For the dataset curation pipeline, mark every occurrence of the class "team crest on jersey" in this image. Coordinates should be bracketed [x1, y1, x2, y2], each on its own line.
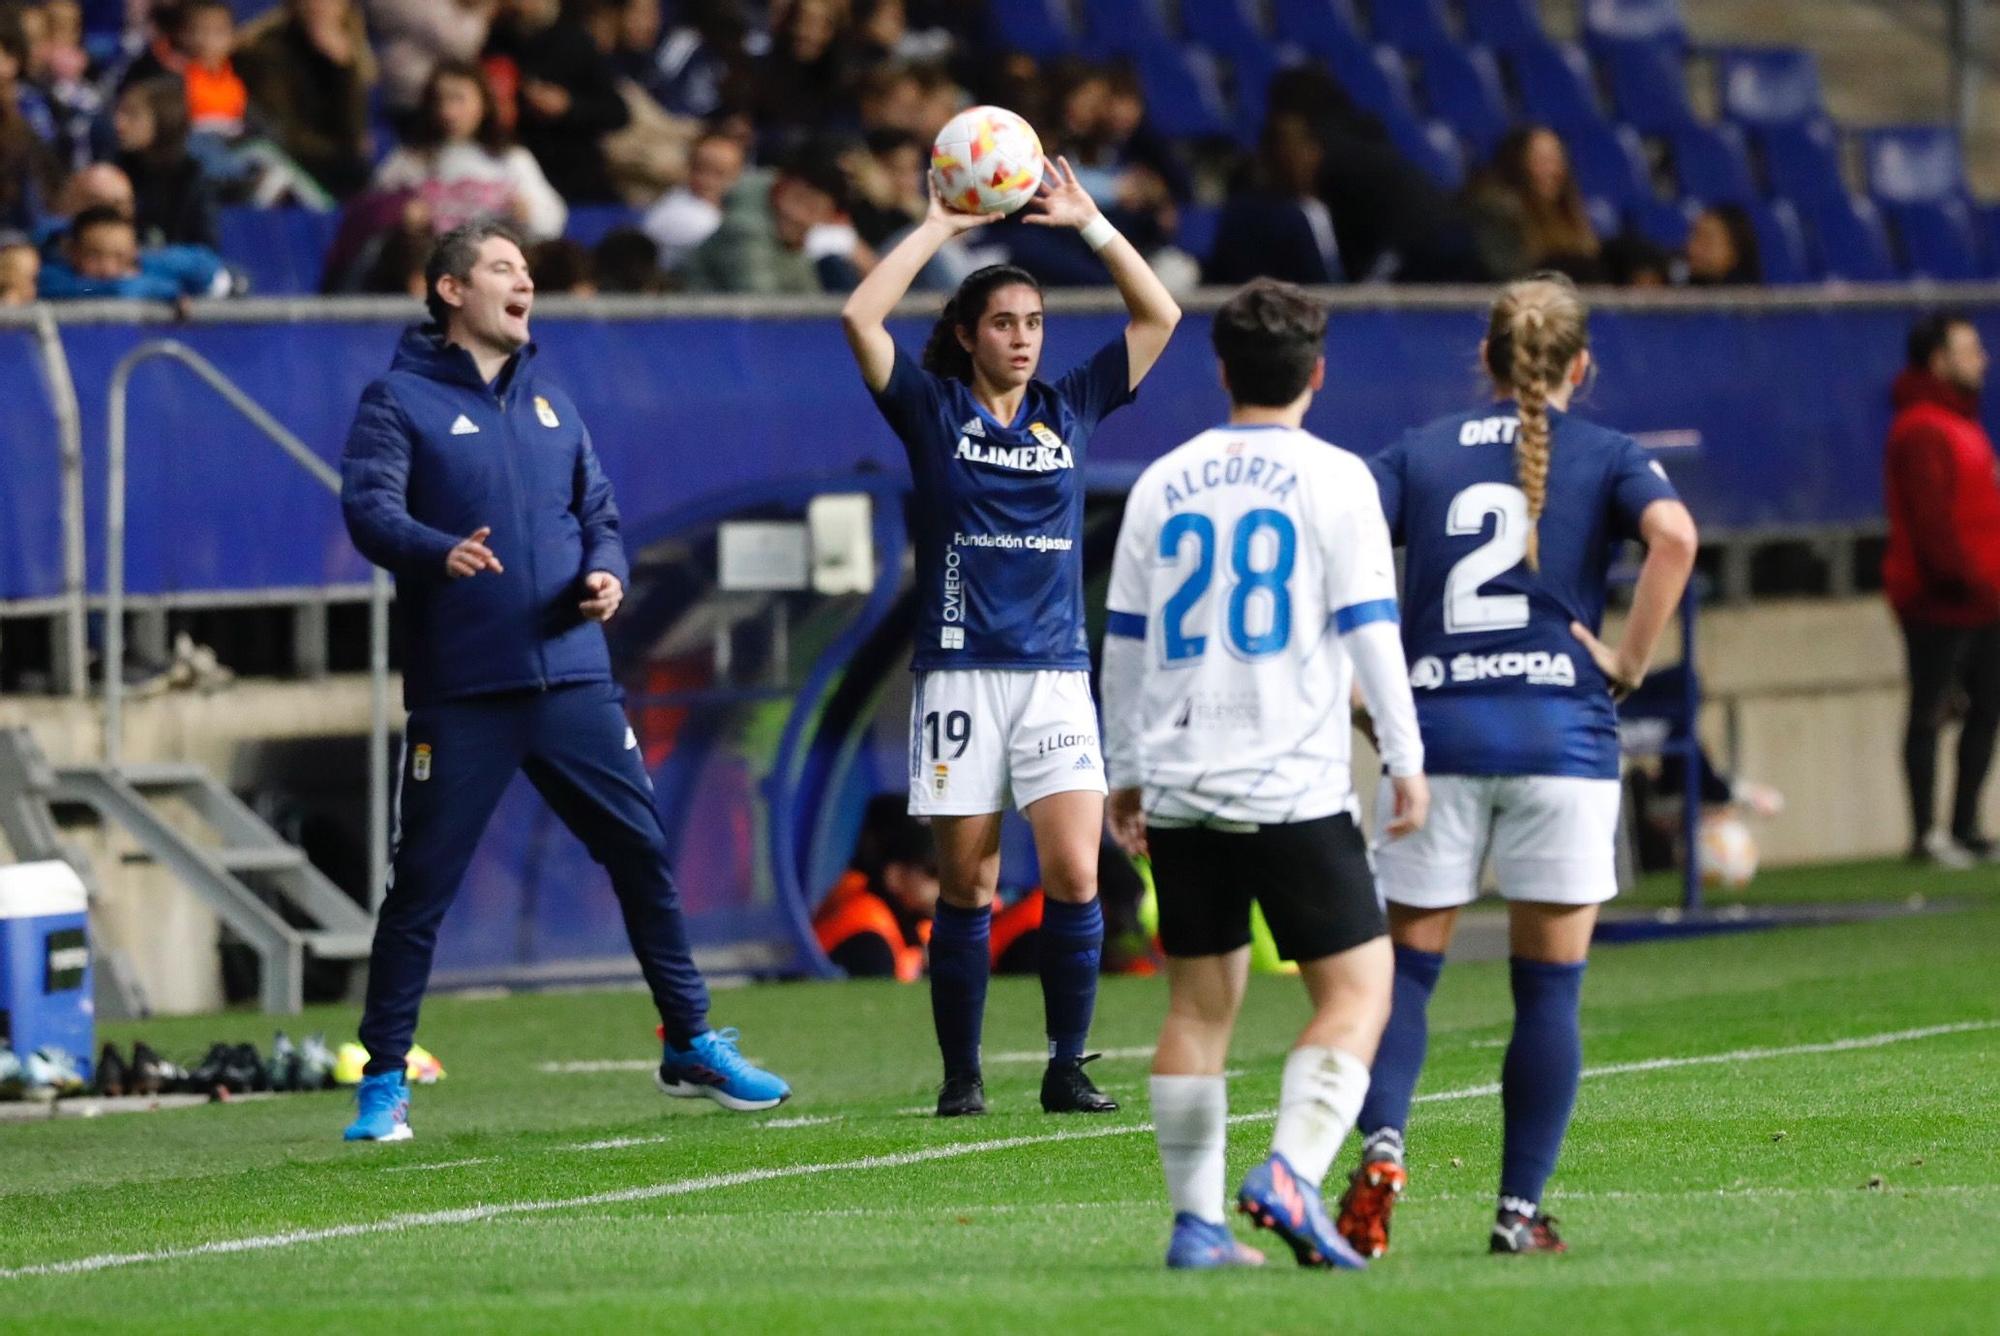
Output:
[933, 762, 949, 795]
[412, 744, 432, 781]
[1411, 656, 1446, 690]
[534, 395, 560, 428]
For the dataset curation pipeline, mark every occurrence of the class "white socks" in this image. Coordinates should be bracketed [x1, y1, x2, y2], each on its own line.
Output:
[1270, 1045, 1371, 1188]
[1150, 1074, 1227, 1224]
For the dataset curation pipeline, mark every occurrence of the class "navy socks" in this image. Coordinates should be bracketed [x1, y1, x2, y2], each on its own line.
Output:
[1038, 897, 1103, 1062]
[929, 901, 992, 1078]
[1499, 956, 1588, 1207]
[1356, 944, 1446, 1139]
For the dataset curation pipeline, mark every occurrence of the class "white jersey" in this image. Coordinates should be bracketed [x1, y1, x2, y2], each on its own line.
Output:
[1101, 423, 1422, 826]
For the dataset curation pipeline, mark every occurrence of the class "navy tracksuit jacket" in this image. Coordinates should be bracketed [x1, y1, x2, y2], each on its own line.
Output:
[341, 326, 708, 1072]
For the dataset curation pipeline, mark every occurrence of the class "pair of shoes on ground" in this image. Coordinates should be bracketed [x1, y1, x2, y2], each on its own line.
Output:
[1914, 829, 2000, 869]
[0, 1045, 87, 1102]
[344, 1027, 791, 1141]
[935, 1054, 1120, 1117]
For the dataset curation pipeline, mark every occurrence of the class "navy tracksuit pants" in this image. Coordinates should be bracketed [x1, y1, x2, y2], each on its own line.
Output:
[358, 682, 710, 1076]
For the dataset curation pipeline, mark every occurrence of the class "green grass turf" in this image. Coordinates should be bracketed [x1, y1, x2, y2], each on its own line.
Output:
[1, 898, 1996, 1332]
[1627, 855, 2000, 910]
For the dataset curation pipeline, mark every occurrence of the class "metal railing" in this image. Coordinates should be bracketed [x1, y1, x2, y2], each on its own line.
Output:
[102, 340, 392, 906]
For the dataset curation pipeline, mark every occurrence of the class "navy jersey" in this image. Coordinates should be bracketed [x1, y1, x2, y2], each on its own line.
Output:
[871, 339, 1134, 671]
[1370, 403, 1679, 779]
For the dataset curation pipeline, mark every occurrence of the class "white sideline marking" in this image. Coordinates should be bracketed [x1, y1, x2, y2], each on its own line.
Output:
[536, 1060, 655, 1074]
[987, 1045, 1155, 1064]
[382, 1158, 492, 1174]
[761, 1115, 840, 1129]
[4, 1018, 1992, 1282]
[569, 1136, 670, 1152]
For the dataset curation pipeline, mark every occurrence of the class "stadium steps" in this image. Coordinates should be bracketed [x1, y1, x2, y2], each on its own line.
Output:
[0, 729, 371, 1014]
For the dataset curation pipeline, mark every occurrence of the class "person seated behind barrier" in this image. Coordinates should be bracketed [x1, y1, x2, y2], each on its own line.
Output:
[815, 795, 940, 980]
[113, 76, 220, 248]
[681, 148, 871, 295]
[1683, 204, 1761, 287]
[1206, 110, 1344, 286]
[640, 127, 744, 270]
[236, 0, 379, 201]
[371, 59, 569, 242]
[37, 204, 237, 301]
[0, 229, 38, 304]
[1467, 125, 1604, 283]
[481, 0, 631, 205]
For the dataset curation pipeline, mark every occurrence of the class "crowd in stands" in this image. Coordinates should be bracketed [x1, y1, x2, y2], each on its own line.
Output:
[0, 0, 1983, 305]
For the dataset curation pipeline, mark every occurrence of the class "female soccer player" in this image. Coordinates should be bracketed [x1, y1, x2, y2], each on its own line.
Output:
[840, 159, 1181, 1116]
[1337, 273, 1698, 1254]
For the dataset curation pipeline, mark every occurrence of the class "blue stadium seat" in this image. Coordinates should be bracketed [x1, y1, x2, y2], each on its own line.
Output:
[1272, 0, 1370, 66]
[989, 0, 1077, 59]
[1176, 202, 1222, 262]
[564, 206, 640, 248]
[1509, 41, 1609, 137]
[1418, 43, 1512, 159]
[1581, 0, 1685, 50]
[1405, 119, 1468, 190]
[1980, 203, 2000, 278]
[1181, 0, 1268, 61]
[1564, 119, 1651, 210]
[1597, 38, 1695, 135]
[1080, 0, 1172, 58]
[1806, 193, 1898, 282]
[1136, 44, 1234, 140]
[1715, 47, 1824, 127]
[1317, 39, 1422, 129]
[1860, 126, 1965, 204]
[1755, 119, 1847, 208]
[1735, 197, 1812, 283]
[1669, 123, 1757, 205]
[1461, 0, 1548, 53]
[1364, 0, 1454, 53]
[1883, 198, 1981, 280]
[1627, 196, 1694, 250]
[1227, 41, 1281, 143]
[216, 206, 339, 295]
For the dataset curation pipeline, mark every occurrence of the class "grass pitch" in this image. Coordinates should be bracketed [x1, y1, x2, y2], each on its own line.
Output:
[1, 877, 1996, 1333]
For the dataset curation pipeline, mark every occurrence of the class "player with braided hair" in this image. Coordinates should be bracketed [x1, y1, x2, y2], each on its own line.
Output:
[1334, 273, 1698, 1256]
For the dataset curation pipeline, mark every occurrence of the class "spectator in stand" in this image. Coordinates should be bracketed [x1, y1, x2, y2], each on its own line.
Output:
[1206, 109, 1341, 286]
[0, 6, 51, 230]
[38, 202, 236, 300]
[365, 0, 496, 119]
[754, 0, 856, 152]
[640, 126, 743, 270]
[622, 0, 752, 123]
[592, 225, 667, 292]
[1883, 312, 2000, 868]
[372, 59, 567, 241]
[237, 0, 377, 200]
[113, 75, 218, 247]
[1468, 125, 1603, 282]
[48, 160, 138, 233]
[173, 0, 246, 141]
[1683, 203, 1761, 286]
[21, 0, 99, 175]
[526, 234, 594, 293]
[483, 0, 630, 205]
[682, 147, 870, 295]
[0, 228, 38, 302]
[855, 60, 925, 138]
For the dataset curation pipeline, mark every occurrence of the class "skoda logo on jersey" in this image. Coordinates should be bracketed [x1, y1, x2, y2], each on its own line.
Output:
[1411, 656, 1446, 690]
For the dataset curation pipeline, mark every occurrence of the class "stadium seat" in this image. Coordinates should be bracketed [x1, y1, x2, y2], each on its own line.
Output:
[563, 205, 640, 249]
[1418, 43, 1513, 159]
[1806, 193, 1899, 282]
[1743, 197, 1814, 283]
[1564, 118, 1651, 210]
[1227, 41, 1281, 143]
[1979, 202, 2000, 278]
[1460, 0, 1548, 53]
[1756, 119, 1848, 208]
[1175, 202, 1222, 263]
[1364, 0, 1455, 53]
[1410, 119, 1469, 190]
[1180, 0, 1268, 62]
[989, 0, 1077, 60]
[1715, 47, 1824, 127]
[1135, 44, 1234, 140]
[1670, 123, 1757, 206]
[1860, 126, 1965, 204]
[1316, 39, 1423, 130]
[1627, 195, 1694, 250]
[1272, 0, 1371, 68]
[216, 206, 339, 295]
[1508, 40, 1610, 137]
[1882, 197, 1982, 280]
[1581, 0, 1686, 50]
[1597, 38, 1696, 136]
[1080, 0, 1172, 58]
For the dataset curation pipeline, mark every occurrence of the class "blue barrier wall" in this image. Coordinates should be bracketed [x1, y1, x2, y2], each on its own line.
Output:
[6, 299, 1998, 601]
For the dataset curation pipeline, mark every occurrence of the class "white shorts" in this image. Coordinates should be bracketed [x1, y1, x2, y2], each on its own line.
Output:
[907, 669, 1107, 816]
[1371, 774, 1622, 909]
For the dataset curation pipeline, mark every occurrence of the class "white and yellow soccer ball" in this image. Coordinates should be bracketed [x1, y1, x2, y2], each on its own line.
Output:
[932, 105, 1045, 216]
[1698, 812, 1760, 889]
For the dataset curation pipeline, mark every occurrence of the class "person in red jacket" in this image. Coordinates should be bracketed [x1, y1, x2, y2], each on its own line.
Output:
[1883, 311, 2000, 866]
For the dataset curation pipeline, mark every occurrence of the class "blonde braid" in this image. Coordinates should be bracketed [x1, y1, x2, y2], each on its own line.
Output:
[1511, 304, 1554, 571]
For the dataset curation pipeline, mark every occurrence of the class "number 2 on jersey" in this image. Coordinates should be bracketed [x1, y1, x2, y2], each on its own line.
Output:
[1158, 509, 1296, 663]
[1444, 483, 1531, 634]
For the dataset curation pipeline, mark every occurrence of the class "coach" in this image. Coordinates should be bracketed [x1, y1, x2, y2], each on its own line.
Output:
[336, 220, 790, 1142]
[1884, 311, 2000, 868]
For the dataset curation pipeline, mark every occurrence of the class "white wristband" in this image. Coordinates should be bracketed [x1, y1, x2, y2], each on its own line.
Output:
[1080, 214, 1118, 252]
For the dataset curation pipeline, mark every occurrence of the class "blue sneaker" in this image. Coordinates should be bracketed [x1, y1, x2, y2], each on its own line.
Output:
[1236, 1152, 1367, 1270]
[342, 1070, 413, 1142]
[1165, 1212, 1265, 1270]
[656, 1028, 790, 1111]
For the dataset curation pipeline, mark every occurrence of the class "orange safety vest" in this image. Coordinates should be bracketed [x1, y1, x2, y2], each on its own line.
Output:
[814, 871, 927, 983]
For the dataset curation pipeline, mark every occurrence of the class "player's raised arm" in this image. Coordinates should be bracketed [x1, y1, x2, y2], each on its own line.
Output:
[840, 186, 999, 394]
[1571, 498, 1699, 699]
[1023, 156, 1181, 388]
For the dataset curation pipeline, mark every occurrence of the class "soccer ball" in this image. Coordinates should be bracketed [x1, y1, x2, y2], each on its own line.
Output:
[1698, 812, 1760, 889]
[932, 105, 1044, 216]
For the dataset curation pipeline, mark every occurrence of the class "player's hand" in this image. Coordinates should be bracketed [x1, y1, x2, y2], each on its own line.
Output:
[1023, 156, 1100, 229]
[579, 571, 622, 622]
[1107, 786, 1147, 857]
[1383, 773, 1430, 840]
[923, 176, 1004, 234]
[1570, 620, 1643, 701]
[445, 526, 503, 578]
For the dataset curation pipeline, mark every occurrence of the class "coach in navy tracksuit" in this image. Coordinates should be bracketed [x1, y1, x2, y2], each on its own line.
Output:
[336, 220, 790, 1142]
